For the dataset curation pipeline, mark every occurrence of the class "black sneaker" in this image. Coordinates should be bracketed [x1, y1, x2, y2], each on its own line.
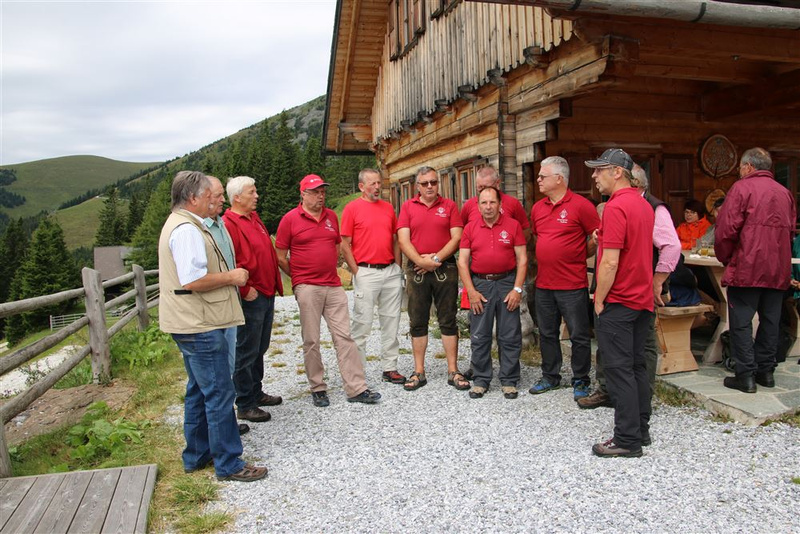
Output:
[347, 389, 381, 404]
[312, 391, 330, 407]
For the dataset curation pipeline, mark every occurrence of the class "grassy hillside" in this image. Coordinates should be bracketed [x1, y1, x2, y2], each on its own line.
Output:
[53, 196, 128, 250]
[0, 156, 159, 218]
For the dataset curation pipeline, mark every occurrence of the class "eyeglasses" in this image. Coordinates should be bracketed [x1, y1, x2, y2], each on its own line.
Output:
[418, 180, 439, 187]
[537, 174, 558, 180]
[304, 188, 326, 195]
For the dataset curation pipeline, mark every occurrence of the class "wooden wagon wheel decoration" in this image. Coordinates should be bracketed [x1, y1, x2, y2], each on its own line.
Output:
[700, 134, 738, 179]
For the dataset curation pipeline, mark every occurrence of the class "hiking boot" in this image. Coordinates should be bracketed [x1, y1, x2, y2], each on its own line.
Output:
[217, 463, 268, 482]
[577, 389, 612, 409]
[469, 385, 487, 399]
[501, 386, 518, 399]
[592, 438, 643, 458]
[311, 391, 330, 407]
[258, 393, 283, 406]
[528, 377, 560, 395]
[348, 389, 382, 404]
[237, 407, 271, 422]
[382, 370, 406, 384]
[641, 430, 652, 447]
[572, 379, 591, 401]
[238, 424, 250, 435]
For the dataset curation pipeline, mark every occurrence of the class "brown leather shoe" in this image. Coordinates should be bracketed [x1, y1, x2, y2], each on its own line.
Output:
[592, 438, 643, 458]
[577, 389, 613, 409]
[258, 393, 283, 406]
[238, 407, 271, 422]
[217, 463, 268, 482]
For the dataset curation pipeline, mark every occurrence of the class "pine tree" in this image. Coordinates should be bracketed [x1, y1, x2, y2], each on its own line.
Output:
[129, 176, 172, 269]
[261, 112, 301, 233]
[126, 191, 146, 240]
[5, 217, 79, 344]
[302, 136, 325, 177]
[0, 218, 28, 304]
[95, 187, 126, 246]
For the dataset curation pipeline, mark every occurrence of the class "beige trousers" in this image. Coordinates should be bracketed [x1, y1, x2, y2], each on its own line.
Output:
[294, 284, 367, 398]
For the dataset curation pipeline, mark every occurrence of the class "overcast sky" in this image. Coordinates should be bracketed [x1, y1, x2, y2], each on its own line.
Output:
[0, 0, 336, 165]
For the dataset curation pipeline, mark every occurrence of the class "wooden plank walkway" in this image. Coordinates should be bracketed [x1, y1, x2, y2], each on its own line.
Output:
[0, 464, 157, 534]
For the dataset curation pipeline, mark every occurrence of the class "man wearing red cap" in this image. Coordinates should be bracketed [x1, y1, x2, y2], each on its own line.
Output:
[275, 175, 381, 407]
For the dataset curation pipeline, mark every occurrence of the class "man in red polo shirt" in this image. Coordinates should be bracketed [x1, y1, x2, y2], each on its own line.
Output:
[458, 187, 527, 399]
[460, 166, 530, 236]
[529, 156, 599, 401]
[397, 166, 466, 391]
[340, 168, 405, 385]
[275, 174, 381, 407]
[586, 148, 654, 458]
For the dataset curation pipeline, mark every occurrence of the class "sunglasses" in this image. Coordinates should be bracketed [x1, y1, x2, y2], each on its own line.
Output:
[418, 180, 439, 187]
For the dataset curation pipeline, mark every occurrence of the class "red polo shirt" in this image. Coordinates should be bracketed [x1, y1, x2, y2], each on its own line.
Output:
[397, 195, 462, 254]
[461, 191, 530, 230]
[460, 213, 525, 275]
[531, 189, 600, 290]
[597, 187, 654, 311]
[340, 197, 396, 264]
[222, 209, 284, 297]
[275, 205, 342, 287]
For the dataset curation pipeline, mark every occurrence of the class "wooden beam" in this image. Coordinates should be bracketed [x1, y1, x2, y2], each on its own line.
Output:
[338, 122, 372, 142]
[636, 52, 770, 84]
[336, 0, 362, 153]
[702, 67, 800, 120]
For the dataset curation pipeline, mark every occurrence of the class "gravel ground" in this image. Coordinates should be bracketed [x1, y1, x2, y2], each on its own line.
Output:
[209, 293, 800, 533]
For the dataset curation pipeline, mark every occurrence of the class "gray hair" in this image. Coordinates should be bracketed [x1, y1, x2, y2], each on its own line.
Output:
[476, 166, 500, 183]
[226, 176, 256, 204]
[358, 168, 381, 184]
[171, 171, 210, 210]
[415, 166, 437, 182]
[741, 147, 772, 171]
[631, 164, 649, 191]
[540, 156, 570, 185]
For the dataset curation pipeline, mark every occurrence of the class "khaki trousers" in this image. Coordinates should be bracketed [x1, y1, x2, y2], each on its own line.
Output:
[351, 264, 403, 372]
[294, 284, 367, 398]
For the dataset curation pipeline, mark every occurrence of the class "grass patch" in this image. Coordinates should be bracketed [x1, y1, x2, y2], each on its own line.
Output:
[272, 329, 285, 336]
[270, 348, 284, 356]
[365, 355, 379, 362]
[434, 352, 446, 359]
[762, 409, 800, 428]
[8, 313, 235, 532]
[519, 345, 542, 367]
[320, 341, 332, 348]
[792, 477, 800, 485]
[653, 381, 695, 407]
[430, 327, 442, 340]
[399, 348, 411, 355]
[271, 362, 287, 368]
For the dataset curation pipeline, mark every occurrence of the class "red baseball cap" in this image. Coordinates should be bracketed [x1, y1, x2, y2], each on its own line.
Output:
[299, 174, 330, 192]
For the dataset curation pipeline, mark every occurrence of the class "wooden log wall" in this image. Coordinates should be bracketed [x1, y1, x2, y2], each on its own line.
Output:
[372, 3, 572, 143]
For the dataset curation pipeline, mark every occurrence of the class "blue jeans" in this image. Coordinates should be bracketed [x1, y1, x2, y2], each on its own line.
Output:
[535, 288, 592, 384]
[172, 329, 245, 477]
[234, 293, 275, 410]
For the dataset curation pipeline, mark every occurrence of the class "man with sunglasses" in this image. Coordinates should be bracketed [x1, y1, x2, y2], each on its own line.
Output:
[397, 166, 466, 391]
[585, 149, 654, 458]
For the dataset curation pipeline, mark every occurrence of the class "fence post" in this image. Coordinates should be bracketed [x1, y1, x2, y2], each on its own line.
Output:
[0, 423, 11, 477]
[132, 264, 149, 332]
[82, 267, 111, 384]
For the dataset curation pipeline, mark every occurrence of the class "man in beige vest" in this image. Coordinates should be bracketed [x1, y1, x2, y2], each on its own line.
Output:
[158, 170, 267, 482]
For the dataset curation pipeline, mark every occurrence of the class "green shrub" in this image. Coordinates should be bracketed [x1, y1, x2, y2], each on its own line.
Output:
[111, 323, 172, 369]
[66, 401, 146, 463]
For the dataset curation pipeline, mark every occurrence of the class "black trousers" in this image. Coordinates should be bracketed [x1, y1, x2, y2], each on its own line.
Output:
[595, 303, 652, 449]
[727, 286, 783, 377]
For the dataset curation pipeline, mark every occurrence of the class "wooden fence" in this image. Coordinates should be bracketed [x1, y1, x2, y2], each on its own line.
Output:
[0, 266, 159, 477]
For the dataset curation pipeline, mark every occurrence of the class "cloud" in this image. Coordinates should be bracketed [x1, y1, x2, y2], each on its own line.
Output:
[0, 0, 337, 165]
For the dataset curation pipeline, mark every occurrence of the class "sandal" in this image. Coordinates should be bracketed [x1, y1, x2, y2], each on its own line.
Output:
[404, 371, 427, 391]
[448, 371, 470, 390]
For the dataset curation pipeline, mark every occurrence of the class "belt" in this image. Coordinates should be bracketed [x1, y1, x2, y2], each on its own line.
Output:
[473, 270, 515, 281]
[357, 262, 393, 270]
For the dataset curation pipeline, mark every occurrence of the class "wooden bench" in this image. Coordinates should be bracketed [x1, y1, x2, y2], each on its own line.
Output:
[655, 304, 714, 375]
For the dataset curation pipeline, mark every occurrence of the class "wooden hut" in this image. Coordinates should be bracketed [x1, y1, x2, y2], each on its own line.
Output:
[323, 0, 800, 225]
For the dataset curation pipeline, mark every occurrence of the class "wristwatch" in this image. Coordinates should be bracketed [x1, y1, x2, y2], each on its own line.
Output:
[433, 255, 441, 264]
[513, 286, 523, 294]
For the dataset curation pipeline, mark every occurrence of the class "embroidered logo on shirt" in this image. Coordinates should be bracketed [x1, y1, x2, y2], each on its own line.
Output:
[436, 207, 447, 218]
[557, 209, 569, 224]
[498, 230, 511, 244]
[324, 219, 335, 232]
